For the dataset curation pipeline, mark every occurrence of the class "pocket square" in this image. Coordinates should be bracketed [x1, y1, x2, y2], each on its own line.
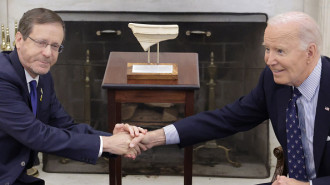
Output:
[327, 136, 330, 141]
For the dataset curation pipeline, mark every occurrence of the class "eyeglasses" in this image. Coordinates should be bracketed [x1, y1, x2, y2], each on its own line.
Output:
[28, 36, 64, 53]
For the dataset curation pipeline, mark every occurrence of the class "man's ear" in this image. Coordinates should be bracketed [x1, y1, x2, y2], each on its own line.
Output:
[15, 31, 23, 49]
[307, 43, 317, 58]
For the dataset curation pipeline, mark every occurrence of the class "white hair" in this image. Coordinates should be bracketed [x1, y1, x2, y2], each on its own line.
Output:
[268, 12, 322, 53]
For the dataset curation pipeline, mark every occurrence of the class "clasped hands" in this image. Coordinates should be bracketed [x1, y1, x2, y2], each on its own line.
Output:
[272, 175, 310, 185]
[102, 123, 161, 159]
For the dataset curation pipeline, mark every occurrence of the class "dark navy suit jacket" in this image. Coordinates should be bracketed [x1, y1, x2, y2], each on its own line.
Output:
[0, 49, 111, 185]
[174, 56, 330, 185]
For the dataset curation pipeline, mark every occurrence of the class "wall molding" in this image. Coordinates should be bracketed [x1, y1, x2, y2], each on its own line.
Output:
[318, 0, 330, 56]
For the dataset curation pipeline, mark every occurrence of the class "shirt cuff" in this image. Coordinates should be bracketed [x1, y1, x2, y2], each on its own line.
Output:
[163, 124, 180, 145]
[98, 136, 103, 157]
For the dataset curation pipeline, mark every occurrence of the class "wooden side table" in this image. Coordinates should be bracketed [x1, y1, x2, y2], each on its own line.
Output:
[102, 52, 200, 185]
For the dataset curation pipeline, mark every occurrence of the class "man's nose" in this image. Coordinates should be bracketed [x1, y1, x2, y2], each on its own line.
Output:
[265, 51, 277, 66]
[42, 45, 52, 57]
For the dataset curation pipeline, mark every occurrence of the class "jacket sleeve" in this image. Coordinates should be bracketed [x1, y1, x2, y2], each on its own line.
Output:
[0, 71, 103, 164]
[174, 67, 269, 147]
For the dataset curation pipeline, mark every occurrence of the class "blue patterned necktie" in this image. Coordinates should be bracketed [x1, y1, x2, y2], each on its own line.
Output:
[286, 88, 308, 181]
[29, 80, 37, 116]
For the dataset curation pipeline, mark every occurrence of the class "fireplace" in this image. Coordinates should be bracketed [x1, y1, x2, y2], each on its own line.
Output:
[43, 11, 270, 178]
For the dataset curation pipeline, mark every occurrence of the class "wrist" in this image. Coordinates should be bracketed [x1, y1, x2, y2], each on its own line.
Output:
[147, 129, 166, 148]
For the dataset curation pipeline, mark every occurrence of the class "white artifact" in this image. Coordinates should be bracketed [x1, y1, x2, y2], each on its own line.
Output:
[128, 23, 179, 51]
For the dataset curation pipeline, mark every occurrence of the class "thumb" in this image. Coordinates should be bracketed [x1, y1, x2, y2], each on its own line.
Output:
[129, 134, 144, 148]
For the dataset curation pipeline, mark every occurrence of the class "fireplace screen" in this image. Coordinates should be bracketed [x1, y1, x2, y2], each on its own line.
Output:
[43, 12, 269, 178]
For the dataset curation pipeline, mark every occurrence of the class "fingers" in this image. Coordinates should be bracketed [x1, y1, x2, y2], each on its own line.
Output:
[138, 127, 148, 135]
[138, 142, 148, 151]
[272, 175, 299, 185]
[113, 123, 125, 134]
[130, 125, 147, 137]
[124, 142, 148, 159]
[123, 123, 135, 137]
[129, 134, 144, 148]
[122, 123, 147, 137]
[125, 147, 138, 160]
[134, 144, 141, 155]
[124, 154, 135, 159]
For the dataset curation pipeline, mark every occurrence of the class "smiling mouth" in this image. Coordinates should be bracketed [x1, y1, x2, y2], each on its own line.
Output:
[272, 69, 284, 74]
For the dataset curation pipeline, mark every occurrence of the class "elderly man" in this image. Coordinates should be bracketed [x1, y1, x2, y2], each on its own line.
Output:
[131, 12, 330, 185]
[0, 8, 145, 185]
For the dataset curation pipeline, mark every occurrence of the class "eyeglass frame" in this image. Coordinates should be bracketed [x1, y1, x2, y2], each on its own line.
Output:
[28, 36, 64, 53]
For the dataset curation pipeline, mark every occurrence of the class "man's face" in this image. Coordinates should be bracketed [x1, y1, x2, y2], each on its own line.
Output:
[263, 23, 311, 87]
[15, 23, 64, 78]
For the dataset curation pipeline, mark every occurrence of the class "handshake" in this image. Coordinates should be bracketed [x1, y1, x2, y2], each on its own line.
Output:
[101, 123, 165, 159]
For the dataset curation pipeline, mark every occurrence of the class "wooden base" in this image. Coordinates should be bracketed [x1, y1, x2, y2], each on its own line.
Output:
[127, 63, 178, 85]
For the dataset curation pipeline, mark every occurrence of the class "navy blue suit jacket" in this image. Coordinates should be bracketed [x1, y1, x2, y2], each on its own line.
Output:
[174, 56, 330, 185]
[0, 49, 111, 184]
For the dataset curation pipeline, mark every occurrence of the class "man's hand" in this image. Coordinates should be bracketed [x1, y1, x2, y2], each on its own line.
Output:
[129, 128, 166, 149]
[102, 132, 134, 155]
[110, 123, 148, 159]
[113, 123, 147, 137]
[272, 175, 310, 185]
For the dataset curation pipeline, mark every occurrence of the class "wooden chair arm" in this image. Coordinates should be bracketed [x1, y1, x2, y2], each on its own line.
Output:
[271, 146, 287, 182]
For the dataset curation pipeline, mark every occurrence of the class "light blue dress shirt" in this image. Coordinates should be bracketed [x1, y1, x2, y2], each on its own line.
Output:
[296, 58, 321, 180]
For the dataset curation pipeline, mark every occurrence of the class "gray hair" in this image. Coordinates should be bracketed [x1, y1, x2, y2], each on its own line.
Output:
[268, 12, 322, 53]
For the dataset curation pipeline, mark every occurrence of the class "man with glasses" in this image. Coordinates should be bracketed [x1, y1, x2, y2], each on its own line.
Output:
[0, 8, 146, 185]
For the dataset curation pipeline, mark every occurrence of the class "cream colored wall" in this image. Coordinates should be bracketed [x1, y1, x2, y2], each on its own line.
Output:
[1, 0, 306, 36]
[0, 0, 8, 31]
[319, 0, 330, 56]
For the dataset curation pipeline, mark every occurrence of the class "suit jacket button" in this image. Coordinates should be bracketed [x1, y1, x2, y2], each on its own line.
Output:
[5, 182, 10, 185]
[21, 161, 26, 166]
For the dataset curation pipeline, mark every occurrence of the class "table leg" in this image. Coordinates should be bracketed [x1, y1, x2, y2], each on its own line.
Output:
[108, 91, 123, 185]
[115, 102, 122, 185]
[184, 91, 194, 185]
[109, 158, 116, 185]
[184, 146, 193, 185]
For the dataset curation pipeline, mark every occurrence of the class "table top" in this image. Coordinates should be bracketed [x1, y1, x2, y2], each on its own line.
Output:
[102, 52, 200, 90]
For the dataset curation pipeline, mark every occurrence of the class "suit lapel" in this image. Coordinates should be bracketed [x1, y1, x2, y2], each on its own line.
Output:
[9, 49, 31, 104]
[313, 57, 330, 174]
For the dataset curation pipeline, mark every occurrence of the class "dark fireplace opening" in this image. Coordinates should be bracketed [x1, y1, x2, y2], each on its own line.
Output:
[43, 12, 270, 178]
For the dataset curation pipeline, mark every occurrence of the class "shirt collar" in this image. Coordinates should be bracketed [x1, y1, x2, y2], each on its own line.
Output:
[25, 70, 39, 85]
[297, 57, 322, 101]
